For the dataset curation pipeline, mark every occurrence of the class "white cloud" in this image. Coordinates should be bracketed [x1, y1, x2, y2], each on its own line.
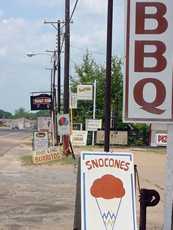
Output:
[16, 0, 63, 8]
[80, 0, 106, 15]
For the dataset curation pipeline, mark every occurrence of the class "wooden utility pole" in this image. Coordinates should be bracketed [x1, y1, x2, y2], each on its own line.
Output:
[64, 0, 70, 114]
[104, 0, 113, 152]
[57, 20, 61, 114]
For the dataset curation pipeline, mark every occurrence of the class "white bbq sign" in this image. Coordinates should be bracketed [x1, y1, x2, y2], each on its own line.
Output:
[81, 152, 137, 230]
[124, 0, 173, 122]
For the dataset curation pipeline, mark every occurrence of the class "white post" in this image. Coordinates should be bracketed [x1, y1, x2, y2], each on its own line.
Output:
[92, 80, 96, 146]
[51, 111, 55, 146]
[164, 124, 173, 230]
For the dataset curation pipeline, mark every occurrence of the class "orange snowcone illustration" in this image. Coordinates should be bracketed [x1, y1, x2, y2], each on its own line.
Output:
[90, 175, 125, 230]
[91, 174, 125, 199]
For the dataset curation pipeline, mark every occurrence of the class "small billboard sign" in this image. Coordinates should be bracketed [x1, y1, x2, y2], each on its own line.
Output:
[33, 132, 49, 151]
[156, 133, 168, 146]
[77, 85, 93, 101]
[71, 131, 88, 146]
[32, 147, 61, 164]
[81, 152, 137, 230]
[37, 117, 52, 132]
[30, 94, 52, 111]
[86, 119, 102, 131]
[57, 114, 70, 136]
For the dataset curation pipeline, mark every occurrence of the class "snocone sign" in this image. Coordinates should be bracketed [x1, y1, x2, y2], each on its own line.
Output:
[81, 152, 137, 230]
[124, 0, 173, 122]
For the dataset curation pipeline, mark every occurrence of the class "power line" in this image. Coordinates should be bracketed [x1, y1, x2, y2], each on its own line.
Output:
[70, 0, 80, 22]
[60, 0, 80, 53]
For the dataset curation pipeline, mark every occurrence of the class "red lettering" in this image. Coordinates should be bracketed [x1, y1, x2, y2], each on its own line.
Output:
[124, 162, 130, 171]
[98, 159, 104, 167]
[91, 160, 99, 168]
[134, 78, 166, 114]
[105, 158, 109, 167]
[136, 2, 168, 34]
[135, 41, 167, 72]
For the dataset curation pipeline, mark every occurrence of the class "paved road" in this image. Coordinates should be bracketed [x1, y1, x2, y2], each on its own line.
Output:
[0, 130, 31, 156]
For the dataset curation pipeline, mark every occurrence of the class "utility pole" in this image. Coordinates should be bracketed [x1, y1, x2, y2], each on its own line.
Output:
[104, 0, 113, 152]
[57, 20, 61, 114]
[64, 0, 70, 114]
[44, 19, 64, 145]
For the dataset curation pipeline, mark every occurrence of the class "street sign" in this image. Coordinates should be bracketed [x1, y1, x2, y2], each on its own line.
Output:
[77, 85, 93, 101]
[30, 94, 52, 111]
[124, 0, 173, 123]
[57, 114, 70, 136]
[81, 152, 137, 230]
[86, 119, 102, 131]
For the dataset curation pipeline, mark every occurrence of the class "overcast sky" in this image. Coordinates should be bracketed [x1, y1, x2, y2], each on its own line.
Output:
[0, 0, 124, 113]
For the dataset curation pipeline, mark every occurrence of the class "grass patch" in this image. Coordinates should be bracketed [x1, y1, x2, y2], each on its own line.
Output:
[58, 155, 78, 165]
[20, 155, 33, 166]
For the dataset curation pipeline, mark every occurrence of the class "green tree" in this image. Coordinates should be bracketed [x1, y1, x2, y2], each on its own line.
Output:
[0, 109, 12, 119]
[71, 52, 126, 130]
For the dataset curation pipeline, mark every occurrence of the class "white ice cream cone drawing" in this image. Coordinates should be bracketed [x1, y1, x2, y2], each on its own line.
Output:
[90, 174, 125, 230]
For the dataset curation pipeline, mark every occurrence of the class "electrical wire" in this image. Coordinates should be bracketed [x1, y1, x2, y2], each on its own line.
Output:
[61, 0, 80, 52]
[70, 0, 80, 22]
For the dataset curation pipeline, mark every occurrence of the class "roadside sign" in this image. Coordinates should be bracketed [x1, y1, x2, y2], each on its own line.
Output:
[86, 119, 102, 131]
[57, 114, 70, 136]
[71, 131, 88, 146]
[156, 133, 167, 146]
[124, 0, 173, 123]
[77, 85, 93, 101]
[33, 132, 49, 151]
[81, 152, 137, 230]
[70, 92, 77, 109]
[30, 94, 52, 111]
[37, 117, 52, 132]
[32, 147, 61, 164]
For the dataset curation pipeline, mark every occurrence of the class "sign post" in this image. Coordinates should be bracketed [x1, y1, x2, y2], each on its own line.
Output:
[92, 80, 97, 146]
[124, 0, 173, 229]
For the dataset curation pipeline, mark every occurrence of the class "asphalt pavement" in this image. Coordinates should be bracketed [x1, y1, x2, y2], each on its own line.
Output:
[0, 129, 31, 156]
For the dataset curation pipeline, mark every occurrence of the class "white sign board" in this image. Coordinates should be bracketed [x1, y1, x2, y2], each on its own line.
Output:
[81, 152, 137, 230]
[70, 92, 77, 109]
[71, 131, 88, 146]
[33, 132, 49, 151]
[86, 119, 102, 131]
[156, 133, 168, 146]
[77, 85, 93, 101]
[37, 117, 52, 132]
[124, 0, 173, 122]
[57, 114, 70, 136]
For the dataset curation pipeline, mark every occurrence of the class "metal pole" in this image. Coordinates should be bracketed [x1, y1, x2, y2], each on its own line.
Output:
[64, 0, 70, 114]
[57, 20, 61, 114]
[92, 80, 96, 146]
[104, 0, 113, 152]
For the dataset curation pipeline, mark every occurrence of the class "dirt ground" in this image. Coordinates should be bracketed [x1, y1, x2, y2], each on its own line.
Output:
[0, 134, 166, 230]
